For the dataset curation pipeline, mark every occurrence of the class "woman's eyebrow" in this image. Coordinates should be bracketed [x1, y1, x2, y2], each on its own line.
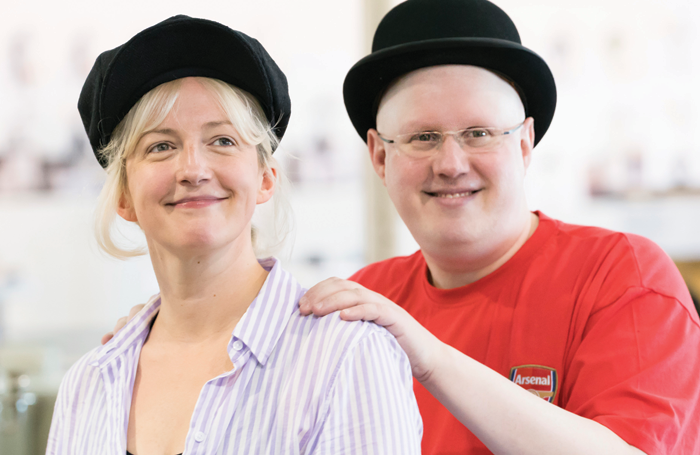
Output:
[203, 120, 233, 129]
[141, 121, 232, 137]
[142, 127, 177, 137]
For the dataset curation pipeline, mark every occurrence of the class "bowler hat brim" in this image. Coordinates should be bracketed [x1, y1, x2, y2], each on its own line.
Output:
[343, 37, 556, 146]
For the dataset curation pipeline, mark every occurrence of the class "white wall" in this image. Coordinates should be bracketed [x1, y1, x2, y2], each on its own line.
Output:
[1, 0, 699, 366]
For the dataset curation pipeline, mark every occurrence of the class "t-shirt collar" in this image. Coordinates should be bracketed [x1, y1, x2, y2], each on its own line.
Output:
[419, 211, 557, 304]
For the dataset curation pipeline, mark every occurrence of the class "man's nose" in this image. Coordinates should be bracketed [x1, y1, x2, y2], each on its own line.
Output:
[431, 134, 470, 178]
[177, 143, 212, 186]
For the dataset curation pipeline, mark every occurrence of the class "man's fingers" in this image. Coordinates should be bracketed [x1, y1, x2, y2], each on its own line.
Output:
[102, 303, 146, 345]
[128, 303, 145, 320]
[339, 302, 384, 322]
[340, 303, 403, 333]
[304, 287, 379, 317]
[100, 332, 114, 345]
[112, 316, 128, 334]
[299, 277, 360, 315]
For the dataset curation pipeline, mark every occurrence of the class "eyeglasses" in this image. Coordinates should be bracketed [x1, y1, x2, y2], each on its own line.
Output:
[377, 121, 525, 159]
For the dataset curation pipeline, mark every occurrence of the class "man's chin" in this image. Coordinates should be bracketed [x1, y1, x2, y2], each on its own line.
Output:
[416, 222, 484, 249]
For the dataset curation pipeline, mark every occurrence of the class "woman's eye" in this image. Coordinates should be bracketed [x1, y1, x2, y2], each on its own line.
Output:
[148, 143, 172, 154]
[213, 137, 236, 146]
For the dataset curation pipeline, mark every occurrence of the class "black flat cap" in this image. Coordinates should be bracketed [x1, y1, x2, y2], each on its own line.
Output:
[79, 15, 291, 167]
[343, 0, 556, 146]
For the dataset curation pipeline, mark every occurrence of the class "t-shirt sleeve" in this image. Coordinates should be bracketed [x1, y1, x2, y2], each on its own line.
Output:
[561, 288, 700, 454]
[311, 328, 423, 454]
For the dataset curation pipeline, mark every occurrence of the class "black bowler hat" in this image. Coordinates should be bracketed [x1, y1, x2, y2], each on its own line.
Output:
[79, 15, 291, 167]
[343, 0, 556, 146]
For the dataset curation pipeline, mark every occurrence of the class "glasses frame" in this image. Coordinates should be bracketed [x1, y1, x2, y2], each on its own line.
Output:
[377, 121, 525, 158]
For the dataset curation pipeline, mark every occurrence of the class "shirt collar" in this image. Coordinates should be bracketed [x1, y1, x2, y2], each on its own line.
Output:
[91, 294, 161, 369]
[90, 257, 303, 369]
[231, 257, 304, 366]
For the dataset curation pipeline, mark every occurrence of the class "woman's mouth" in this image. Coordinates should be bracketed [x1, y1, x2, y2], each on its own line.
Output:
[167, 197, 227, 208]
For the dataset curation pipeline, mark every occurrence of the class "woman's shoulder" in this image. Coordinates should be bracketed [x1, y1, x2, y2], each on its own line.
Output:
[303, 309, 389, 338]
[54, 346, 105, 406]
[56, 298, 156, 403]
[66, 345, 102, 377]
[284, 308, 406, 370]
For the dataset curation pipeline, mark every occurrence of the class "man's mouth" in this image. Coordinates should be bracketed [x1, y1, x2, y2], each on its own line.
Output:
[424, 189, 481, 198]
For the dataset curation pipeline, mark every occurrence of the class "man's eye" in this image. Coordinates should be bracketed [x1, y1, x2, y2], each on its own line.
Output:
[410, 132, 440, 143]
[465, 129, 491, 138]
[213, 137, 236, 146]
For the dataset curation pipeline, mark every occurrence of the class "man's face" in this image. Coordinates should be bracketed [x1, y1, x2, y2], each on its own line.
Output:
[369, 65, 535, 261]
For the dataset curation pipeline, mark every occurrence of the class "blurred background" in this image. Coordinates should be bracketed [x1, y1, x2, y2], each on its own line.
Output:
[0, 0, 698, 452]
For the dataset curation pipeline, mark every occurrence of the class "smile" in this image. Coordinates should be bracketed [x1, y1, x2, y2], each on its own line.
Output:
[167, 197, 228, 208]
[425, 190, 481, 198]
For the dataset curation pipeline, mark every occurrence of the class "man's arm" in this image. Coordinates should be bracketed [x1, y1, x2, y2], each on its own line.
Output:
[299, 278, 648, 455]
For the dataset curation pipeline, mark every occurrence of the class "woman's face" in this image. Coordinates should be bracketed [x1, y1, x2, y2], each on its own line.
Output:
[118, 78, 275, 256]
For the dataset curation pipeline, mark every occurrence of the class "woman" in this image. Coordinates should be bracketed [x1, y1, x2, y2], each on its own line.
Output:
[46, 16, 421, 455]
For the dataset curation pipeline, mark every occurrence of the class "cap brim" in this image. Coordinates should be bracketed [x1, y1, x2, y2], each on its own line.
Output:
[343, 37, 556, 146]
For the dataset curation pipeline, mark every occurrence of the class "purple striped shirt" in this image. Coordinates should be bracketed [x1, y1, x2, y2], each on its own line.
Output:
[46, 258, 422, 454]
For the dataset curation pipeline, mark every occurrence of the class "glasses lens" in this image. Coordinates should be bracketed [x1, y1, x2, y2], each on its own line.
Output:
[460, 129, 494, 148]
[401, 132, 440, 153]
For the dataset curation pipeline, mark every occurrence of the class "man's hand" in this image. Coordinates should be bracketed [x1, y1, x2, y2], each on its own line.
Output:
[100, 304, 145, 345]
[299, 277, 442, 382]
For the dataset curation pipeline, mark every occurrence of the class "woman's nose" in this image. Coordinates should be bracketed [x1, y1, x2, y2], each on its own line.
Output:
[177, 143, 212, 186]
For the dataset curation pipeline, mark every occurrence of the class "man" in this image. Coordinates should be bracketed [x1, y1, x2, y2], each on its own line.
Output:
[108, 0, 700, 453]
[298, 0, 700, 454]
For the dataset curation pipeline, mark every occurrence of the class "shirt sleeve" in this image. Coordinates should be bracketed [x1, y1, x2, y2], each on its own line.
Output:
[561, 288, 700, 455]
[46, 378, 67, 455]
[46, 354, 84, 455]
[311, 328, 423, 454]
[45, 348, 105, 455]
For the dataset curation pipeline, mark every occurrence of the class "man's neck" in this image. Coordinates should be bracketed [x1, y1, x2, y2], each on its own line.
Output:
[424, 212, 539, 289]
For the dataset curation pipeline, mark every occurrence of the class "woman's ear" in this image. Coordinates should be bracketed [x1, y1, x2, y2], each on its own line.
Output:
[257, 166, 277, 204]
[117, 191, 138, 222]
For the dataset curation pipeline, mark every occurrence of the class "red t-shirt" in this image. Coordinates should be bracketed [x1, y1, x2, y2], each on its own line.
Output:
[350, 212, 700, 455]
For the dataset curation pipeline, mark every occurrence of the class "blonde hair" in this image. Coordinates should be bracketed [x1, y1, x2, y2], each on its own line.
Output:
[94, 77, 293, 259]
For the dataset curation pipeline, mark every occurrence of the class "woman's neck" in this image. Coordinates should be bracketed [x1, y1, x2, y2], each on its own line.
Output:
[146, 240, 268, 344]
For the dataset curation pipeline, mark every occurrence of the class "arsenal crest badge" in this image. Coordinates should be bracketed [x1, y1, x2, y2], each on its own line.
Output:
[509, 365, 558, 403]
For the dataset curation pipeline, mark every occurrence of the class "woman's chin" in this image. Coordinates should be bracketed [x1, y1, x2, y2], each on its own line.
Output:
[144, 223, 250, 257]
[152, 234, 229, 256]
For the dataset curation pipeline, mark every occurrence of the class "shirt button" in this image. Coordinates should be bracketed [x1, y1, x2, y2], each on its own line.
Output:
[195, 431, 206, 443]
[232, 340, 244, 351]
